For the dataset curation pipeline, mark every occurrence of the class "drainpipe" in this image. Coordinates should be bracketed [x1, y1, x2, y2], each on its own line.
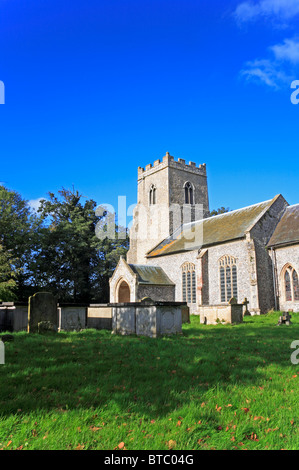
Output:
[271, 247, 278, 311]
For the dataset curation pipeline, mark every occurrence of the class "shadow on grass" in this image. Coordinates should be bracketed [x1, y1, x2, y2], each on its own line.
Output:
[0, 313, 298, 419]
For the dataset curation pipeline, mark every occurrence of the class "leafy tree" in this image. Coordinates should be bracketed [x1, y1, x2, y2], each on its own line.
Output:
[0, 185, 41, 299]
[210, 206, 230, 217]
[34, 188, 128, 303]
[0, 245, 17, 301]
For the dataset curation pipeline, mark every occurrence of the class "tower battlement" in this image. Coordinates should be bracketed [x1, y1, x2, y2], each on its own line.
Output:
[138, 152, 206, 180]
[128, 151, 209, 264]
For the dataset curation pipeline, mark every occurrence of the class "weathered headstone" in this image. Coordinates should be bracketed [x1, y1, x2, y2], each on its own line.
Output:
[243, 298, 251, 316]
[58, 306, 86, 331]
[277, 312, 292, 326]
[112, 299, 183, 337]
[28, 292, 57, 333]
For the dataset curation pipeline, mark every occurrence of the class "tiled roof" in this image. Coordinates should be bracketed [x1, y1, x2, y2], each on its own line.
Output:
[268, 204, 299, 248]
[128, 264, 175, 285]
[147, 195, 282, 258]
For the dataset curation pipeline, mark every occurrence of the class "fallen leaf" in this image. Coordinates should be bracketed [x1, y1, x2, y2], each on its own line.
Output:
[167, 440, 176, 449]
[118, 442, 125, 449]
[90, 426, 100, 432]
[75, 444, 85, 450]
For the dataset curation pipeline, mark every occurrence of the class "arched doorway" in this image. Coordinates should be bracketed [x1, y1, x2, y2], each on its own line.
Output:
[118, 280, 131, 303]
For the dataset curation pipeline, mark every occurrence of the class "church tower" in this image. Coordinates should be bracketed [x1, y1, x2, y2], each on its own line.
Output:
[127, 152, 209, 265]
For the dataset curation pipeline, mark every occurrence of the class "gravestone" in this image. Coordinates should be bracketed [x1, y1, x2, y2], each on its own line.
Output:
[112, 299, 183, 337]
[242, 298, 251, 316]
[58, 306, 86, 331]
[277, 312, 292, 326]
[28, 292, 57, 333]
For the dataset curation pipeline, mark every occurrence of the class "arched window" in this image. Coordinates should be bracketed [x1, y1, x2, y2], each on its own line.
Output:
[184, 182, 194, 205]
[219, 255, 238, 303]
[283, 265, 299, 302]
[149, 184, 157, 205]
[182, 262, 196, 304]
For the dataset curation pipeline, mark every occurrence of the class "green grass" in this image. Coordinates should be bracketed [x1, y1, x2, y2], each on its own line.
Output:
[0, 312, 298, 450]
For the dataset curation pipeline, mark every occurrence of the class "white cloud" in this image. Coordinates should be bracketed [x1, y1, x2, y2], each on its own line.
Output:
[240, 58, 291, 88]
[241, 37, 299, 88]
[234, 2, 299, 89]
[271, 37, 299, 63]
[28, 197, 45, 212]
[235, 0, 299, 23]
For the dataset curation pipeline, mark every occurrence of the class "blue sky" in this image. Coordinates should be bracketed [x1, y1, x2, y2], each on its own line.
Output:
[0, 0, 298, 220]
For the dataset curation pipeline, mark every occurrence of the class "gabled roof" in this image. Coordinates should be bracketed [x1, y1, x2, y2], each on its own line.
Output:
[128, 264, 175, 286]
[268, 204, 299, 248]
[147, 195, 283, 258]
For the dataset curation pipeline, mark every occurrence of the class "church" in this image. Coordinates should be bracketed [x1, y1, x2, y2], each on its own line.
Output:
[109, 152, 299, 316]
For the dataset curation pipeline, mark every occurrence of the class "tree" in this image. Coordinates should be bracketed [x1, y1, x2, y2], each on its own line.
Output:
[0, 245, 17, 301]
[34, 188, 128, 303]
[0, 185, 41, 300]
[210, 207, 230, 217]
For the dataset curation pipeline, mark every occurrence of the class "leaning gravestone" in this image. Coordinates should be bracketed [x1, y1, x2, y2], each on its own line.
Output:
[28, 292, 58, 333]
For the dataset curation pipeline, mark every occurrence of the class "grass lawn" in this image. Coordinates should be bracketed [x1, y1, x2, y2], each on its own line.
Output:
[0, 312, 298, 450]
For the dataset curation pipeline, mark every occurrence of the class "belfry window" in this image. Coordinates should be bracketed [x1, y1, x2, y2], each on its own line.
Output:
[182, 262, 196, 304]
[149, 185, 157, 205]
[219, 255, 238, 302]
[184, 182, 194, 205]
[284, 265, 299, 302]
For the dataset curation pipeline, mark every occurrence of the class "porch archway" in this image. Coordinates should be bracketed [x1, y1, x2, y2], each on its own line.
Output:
[117, 280, 131, 303]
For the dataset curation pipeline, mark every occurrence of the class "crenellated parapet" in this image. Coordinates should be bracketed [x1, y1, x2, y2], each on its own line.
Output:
[138, 152, 207, 180]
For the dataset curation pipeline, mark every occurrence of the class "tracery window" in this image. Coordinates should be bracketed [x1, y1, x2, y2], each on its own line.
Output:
[149, 184, 157, 205]
[284, 265, 299, 302]
[219, 255, 238, 302]
[182, 262, 196, 304]
[184, 182, 194, 205]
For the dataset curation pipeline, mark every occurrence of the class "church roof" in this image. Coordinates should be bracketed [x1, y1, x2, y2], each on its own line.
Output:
[268, 204, 299, 248]
[147, 195, 282, 258]
[128, 264, 175, 285]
